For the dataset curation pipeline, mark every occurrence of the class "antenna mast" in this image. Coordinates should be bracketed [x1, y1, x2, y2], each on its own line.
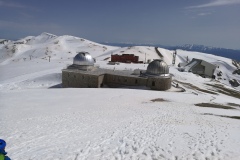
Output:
[172, 50, 177, 65]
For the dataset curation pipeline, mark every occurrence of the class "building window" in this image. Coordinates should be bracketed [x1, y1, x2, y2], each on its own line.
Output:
[152, 81, 155, 86]
[135, 79, 138, 84]
[124, 78, 127, 82]
[113, 76, 115, 81]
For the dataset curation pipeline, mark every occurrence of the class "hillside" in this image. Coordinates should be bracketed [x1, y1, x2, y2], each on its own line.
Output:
[102, 42, 240, 61]
[0, 33, 240, 160]
[1, 33, 239, 90]
[0, 32, 119, 65]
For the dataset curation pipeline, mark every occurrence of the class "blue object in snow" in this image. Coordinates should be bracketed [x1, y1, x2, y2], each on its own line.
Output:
[0, 140, 6, 150]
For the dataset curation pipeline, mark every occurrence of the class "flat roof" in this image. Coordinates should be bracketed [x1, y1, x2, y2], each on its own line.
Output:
[62, 68, 144, 78]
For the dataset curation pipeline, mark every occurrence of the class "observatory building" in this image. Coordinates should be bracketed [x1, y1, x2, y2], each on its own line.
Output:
[62, 52, 172, 91]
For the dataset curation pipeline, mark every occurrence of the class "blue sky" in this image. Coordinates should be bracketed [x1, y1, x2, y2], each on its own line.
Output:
[0, 0, 240, 49]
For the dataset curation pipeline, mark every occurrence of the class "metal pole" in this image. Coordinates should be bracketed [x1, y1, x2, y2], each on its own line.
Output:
[145, 53, 146, 64]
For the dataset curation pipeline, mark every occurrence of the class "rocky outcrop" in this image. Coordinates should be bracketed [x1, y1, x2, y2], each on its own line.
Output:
[229, 79, 240, 87]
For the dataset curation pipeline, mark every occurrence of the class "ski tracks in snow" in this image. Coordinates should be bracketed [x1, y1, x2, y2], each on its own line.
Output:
[2, 90, 240, 160]
[179, 104, 237, 160]
[73, 99, 181, 160]
[74, 101, 239, 160]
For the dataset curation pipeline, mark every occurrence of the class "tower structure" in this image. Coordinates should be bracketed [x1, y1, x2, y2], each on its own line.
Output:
[172, 50, 177, 65]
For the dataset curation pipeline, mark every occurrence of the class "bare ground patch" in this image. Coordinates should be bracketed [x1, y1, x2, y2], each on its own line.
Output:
[195, 103, 235, 109]
[174, 80, 218, 95]
[206, 83, 240, 99]
[203, 113, 240, 120]
[151, 98, 167, 102]
[227, 103, 240, 107]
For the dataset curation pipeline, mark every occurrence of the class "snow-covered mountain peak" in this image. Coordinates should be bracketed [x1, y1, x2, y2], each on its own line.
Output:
[179, 44, 216, 50]
[26, 32, 57, 45]
[40, 32, 57, 37]
[0, 33, 119, 65]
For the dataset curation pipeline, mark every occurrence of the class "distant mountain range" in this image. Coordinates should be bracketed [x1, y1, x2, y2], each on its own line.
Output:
[169, 44, 240, 61]
[101, 42, 240, 61]
[1, 35, 239, 61]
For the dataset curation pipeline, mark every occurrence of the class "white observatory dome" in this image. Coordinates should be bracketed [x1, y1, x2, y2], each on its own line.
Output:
[146, 59, 169, 75]
[73, 52, 95, 66]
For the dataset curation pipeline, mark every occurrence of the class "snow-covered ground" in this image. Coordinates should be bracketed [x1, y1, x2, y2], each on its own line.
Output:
[0, 33, 240, 160]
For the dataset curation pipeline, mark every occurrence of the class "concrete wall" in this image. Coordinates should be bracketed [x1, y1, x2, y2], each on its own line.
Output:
[98, 75, 105, 87]
[192, 64, 205, 74]
[201, 61, 216, 77]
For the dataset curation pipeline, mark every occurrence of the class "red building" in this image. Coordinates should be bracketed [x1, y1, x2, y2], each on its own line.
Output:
[111, 54, 141, 63]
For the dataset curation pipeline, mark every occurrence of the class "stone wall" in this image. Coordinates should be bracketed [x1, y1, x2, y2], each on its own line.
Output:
[62, 70, 172, 91]
[147, 76, 172, 91]
[62, 71, 69, 87]
[62, 70, 99, 88]
[104, 74, 147, 87]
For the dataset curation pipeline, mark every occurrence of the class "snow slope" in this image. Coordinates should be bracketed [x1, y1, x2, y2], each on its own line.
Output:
[0, 32, 118, 65]
[0, 33, 240, 160]
[96, 46, 175, 65]
[1, 88, 240, 160]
